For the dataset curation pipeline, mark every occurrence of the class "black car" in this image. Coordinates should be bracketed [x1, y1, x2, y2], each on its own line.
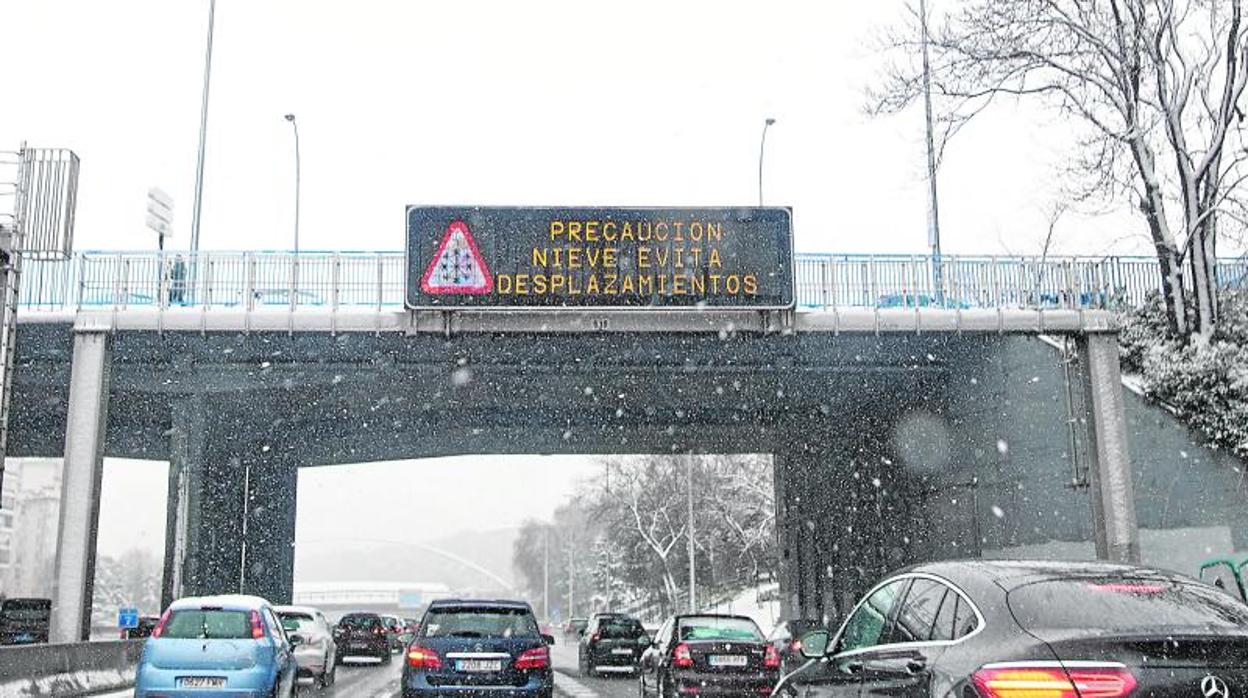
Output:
[334, 612, 392, 663]
[776, 559, 1248, 698]
[579, 613, 648, 676]
[121, 615, 161, 640]
[767, 619, 822, 673]
[639, 614, 781, 697]
[402, 599, 555, 698]
[0, 597, 51, 645]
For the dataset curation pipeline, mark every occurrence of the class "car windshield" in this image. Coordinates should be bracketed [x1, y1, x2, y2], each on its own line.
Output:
[339, 614, 381, 629]
[161, 609, 253, 640]
[279, 612, 317, 634]
[678, 617, 763, 642]
[599, 617, 644, 638]
[1009, 578, 1248, 632]
[422, 607, 539, 638]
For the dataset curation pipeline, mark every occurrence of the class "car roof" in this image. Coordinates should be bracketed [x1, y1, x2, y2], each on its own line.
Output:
[274, 605, 320, 616]
[676, 613, 757, 623]
[169, 594, 272, 612]
[898, 559, 1190, 594]
[428, 598, 533, 610]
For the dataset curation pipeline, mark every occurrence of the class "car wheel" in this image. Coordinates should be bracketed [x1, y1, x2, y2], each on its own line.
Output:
[638, 674, 647, 698]
[325, 658, 337, 686]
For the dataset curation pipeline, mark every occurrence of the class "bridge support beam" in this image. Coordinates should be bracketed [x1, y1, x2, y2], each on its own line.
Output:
[1079, 333, 1140, 563]
[50, 331, 112, 643]
[162, 396, 208, 608]
[240, 450, 298, 605]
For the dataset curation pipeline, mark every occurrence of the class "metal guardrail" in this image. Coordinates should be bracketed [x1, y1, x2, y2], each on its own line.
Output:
[0, 639, 141, 694]
[15, 251, 1248, 312]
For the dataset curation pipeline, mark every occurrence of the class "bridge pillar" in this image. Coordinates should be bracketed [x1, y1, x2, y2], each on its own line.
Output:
[1078, 333, 1141, 563]
[162, 395, 209, 608]
[240, 450, 298, 605]
[50, 331, 112, 643]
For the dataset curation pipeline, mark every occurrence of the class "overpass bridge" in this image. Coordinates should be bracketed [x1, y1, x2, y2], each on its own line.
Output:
[10, 251, 1248, 643]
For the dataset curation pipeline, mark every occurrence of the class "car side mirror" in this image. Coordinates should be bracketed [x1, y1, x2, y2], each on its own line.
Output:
[288, 633, 305, 647]
[542, 634, 556, 646]
[798, 630, 830, 659]
[637, 636, 651, 647]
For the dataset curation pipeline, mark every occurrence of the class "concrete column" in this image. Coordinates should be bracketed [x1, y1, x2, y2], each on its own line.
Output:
[240, 452, 298, 604]
[162, 396, 208, 608]
[1078, 333, 1140, 563]
[772, 452, 797, 621]
[50, 331, 112, 643]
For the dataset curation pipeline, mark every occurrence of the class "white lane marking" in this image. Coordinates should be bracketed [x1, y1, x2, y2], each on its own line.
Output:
[555, 670, 601, 698]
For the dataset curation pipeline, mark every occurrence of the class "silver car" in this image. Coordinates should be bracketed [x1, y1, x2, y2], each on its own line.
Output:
[276, 605, 338, 687]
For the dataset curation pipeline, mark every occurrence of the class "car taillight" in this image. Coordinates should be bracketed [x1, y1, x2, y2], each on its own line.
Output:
[673, 643, 694, 668]
[149, 609, 172, 639]
[764, 644, 782, 669]
[374, 626, 385, 635]
[972, 663, 1136, 698]
[592, 632, 601, 643]
[249, 610, 265, 640]
[407, 644, 442, 669]
[789, 639, 802, 653]
[515, 646, 550, 670]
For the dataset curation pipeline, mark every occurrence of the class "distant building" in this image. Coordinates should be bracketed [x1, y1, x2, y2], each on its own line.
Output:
[3, 458, 62, 597]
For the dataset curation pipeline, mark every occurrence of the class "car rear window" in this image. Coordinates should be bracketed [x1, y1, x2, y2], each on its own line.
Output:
[599, 618, 644, 638]
[422, 607, 539, 638]
[339, 614, 381, 629]
[279, 612, 317, 634]
[1008, 578, 1248, 632]
[162, 609, 253, 639]
[678, 616, 763, 642]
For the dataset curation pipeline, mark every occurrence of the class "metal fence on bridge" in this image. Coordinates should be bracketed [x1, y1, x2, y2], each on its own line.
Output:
[15, 251, 1248, 312]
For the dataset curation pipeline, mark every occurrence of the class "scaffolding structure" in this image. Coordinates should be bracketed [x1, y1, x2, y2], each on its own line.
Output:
[0, 145, 79, 496]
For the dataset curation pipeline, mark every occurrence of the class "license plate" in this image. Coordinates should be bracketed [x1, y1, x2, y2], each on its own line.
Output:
[709, 655, 748, 668]
[612, 648, 634, 655]
[457, 659, 503, 672]
[352, 643, 371, 649]
[178, 677, 226, 688]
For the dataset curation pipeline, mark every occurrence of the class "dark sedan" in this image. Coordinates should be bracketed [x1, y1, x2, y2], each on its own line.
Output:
[776, 559, 1248, 698]
[402, 599, 555, 698]
[579, 613, 648, 676]
[334, 612, 392, 663]
[639, 614, 781, 697]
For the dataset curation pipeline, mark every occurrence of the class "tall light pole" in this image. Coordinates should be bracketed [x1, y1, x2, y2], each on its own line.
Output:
[190, 0, 217, 254]
[687, 455, 696, 612]
[758, 118, 776, 206]
[920, 0, 945, 303]
[283, 114, 301, 253]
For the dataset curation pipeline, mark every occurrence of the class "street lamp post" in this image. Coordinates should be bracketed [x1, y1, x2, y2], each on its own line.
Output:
[190, 0, 216, 254]
[758, 118, 776, 206]
[687, 455, 696, 612]
[283, 114, 301, 253]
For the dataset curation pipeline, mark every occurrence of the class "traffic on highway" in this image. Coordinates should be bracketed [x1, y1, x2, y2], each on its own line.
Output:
[108, 557, 1248, 698]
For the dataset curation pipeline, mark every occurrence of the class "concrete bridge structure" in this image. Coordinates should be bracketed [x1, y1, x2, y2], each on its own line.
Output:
[10, 251, 1247, 642]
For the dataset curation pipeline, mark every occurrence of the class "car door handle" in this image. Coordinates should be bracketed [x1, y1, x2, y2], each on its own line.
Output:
[905, 658, 926, 674]
[842, 660, 863, 674]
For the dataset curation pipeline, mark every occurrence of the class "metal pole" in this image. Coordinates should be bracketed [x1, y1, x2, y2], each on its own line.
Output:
[567, 530, 575, 620]
[237, 462, 249, 591]
[758, 118, 776, 206]
[284, 114, 300, 253]
[190, 0, 216, 254]
[543, 527, 550, 621]
[687, 455, 696, 612]
[920, 0, 945, 304]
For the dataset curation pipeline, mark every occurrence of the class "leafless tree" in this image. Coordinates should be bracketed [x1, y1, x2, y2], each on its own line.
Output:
[869, 0, 1248, 341]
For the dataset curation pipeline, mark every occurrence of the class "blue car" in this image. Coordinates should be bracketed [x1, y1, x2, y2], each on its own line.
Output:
[402, 599, 555, 698]
[134, 594, 300, 697]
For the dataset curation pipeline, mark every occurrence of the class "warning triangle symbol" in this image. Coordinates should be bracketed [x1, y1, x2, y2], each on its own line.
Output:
[420, 220, 493, 295]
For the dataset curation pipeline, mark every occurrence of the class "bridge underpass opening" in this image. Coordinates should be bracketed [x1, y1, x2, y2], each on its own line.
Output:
[10, 324, 1169, 640]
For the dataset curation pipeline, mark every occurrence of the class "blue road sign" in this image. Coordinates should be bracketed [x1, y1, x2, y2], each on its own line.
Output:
[118, 607, 139, 629]
[399, 591, 423, 609]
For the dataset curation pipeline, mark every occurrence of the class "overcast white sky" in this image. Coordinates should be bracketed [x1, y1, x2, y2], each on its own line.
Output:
[1, 0, 1151, 257]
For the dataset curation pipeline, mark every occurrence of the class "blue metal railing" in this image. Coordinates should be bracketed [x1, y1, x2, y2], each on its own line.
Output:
[13, 251, 1247, 312]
